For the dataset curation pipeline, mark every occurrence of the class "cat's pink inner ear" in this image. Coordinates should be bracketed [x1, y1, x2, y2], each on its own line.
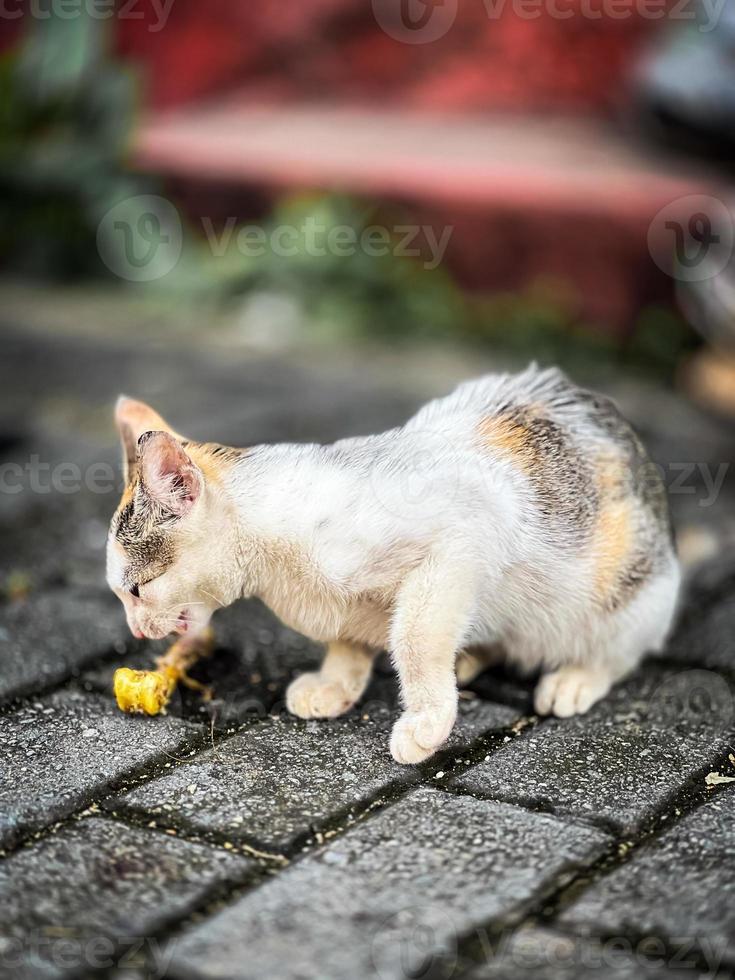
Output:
[139, 431, 202, 515]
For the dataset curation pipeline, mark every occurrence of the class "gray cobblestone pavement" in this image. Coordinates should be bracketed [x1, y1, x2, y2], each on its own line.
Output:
[164, 788, 611, 980]
[106, 696, 520, 854]
[559, 783, 735, 970]
[449, 668, 733, 836]
[0, 818, 254, 980]
[1, 591, 129, 703]
[0, 320, 734, 979]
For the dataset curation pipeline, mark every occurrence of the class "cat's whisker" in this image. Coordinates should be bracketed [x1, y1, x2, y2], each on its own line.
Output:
[197, 587, 226, 608]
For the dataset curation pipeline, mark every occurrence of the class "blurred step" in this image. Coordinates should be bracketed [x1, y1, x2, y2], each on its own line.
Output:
[133, 103, 724, 329]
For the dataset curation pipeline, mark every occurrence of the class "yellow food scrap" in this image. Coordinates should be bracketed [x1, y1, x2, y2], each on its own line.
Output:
[114, 627, 215, 716]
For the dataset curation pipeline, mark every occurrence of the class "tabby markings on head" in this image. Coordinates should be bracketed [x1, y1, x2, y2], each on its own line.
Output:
[113, 480, 177, 587]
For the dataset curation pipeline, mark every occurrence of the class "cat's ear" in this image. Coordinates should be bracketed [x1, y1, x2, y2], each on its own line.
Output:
[115, 396, 180, 483]
[137, 431, 203, 516]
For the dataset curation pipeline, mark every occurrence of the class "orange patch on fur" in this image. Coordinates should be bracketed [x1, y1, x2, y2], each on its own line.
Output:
[186, 442, 240, 484]
[592, 453, 633, 603]
[477, 415, 535, 472]
[593, 498, 633, 600]
[117, 482, 135, 510]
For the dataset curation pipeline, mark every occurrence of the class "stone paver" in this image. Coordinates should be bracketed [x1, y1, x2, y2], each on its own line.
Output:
[0, 690, 199, 850]
[668, 554, 735, 674]
[0, 435, 121, 592]
[0, 590, 130, 705]
[164, 787, 610, 980]
[449, 669, 732, 836]
[669, 598, 735, 674]
[560, 783, 735, 970]
[106, 697, 520, 853]
[681, 550, 735, 603]
[0, 817, 253, 980]
[465, 926, 701, 979]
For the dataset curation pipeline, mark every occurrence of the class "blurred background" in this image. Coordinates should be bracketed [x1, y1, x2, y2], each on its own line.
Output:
[1, 0, 734, 601]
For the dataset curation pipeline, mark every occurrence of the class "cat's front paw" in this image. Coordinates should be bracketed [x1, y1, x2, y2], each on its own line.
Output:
[286, 672, 356, 719]
[390, 704, 456, 765]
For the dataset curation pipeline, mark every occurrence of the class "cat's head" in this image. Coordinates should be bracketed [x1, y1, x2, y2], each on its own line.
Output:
[107, 397, 236, 640]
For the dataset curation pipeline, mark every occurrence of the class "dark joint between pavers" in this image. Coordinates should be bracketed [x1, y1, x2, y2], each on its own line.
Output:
[102, 714, 538, 864]
[434, 745, 735, 975]
[0, 640, 133, 715]
[128, 868, 299, 980]
[95, 850, 269, 980]
[550, 922, 732, 979]
[0, 632, 157, 716]
[0, 727, 212, 858]
[451, 839, 621, 976]
[93, 809, 283, 880]
[1, 818, 266, 980]
[99, 806, 290, 869]
[533, 745, 735, 921]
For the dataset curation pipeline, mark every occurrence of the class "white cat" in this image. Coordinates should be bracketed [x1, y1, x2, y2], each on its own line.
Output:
[107, 365, 680, 764]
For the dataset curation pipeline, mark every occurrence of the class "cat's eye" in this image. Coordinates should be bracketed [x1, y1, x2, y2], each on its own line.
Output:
[129, 584, 140, 598]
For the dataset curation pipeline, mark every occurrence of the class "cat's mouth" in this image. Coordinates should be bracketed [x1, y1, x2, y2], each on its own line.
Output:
[174, 610, 191, 634]
[131, 607, 200, 640]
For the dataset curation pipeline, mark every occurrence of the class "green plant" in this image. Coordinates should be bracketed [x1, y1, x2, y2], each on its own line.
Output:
[0, 9, 141, 276]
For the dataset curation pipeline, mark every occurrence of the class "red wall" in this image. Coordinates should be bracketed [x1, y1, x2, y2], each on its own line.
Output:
[116, 0, 664, 113]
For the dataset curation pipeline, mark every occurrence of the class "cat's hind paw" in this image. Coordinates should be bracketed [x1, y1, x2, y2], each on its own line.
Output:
[534, 665, 611, 718]
[286, 672, 356, 719]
